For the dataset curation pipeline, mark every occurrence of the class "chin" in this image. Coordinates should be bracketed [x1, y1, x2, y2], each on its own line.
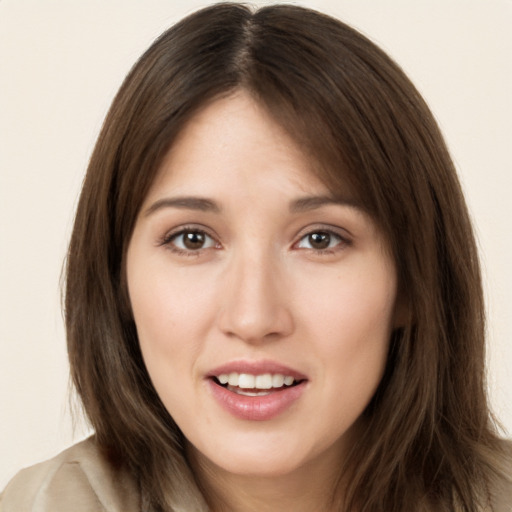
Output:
[187, 427, 340, 480]
[208, 450, 309, 478]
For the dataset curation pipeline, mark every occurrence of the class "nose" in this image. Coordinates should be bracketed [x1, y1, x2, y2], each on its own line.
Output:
[216, 249, 294, 344]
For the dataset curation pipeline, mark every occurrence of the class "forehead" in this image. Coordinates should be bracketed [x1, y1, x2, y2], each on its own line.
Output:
[145, 91, 356, 207]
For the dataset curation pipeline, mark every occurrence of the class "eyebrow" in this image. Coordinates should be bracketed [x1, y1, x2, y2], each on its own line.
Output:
[144, 196, 221, 216]
[144, 194, 363, 217]
[289, 195, 364, 213]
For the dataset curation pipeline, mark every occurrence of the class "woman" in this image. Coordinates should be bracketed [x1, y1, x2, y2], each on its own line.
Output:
[1, 3, 510, 511]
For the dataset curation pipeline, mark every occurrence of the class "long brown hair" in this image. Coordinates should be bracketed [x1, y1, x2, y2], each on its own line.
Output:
[65, 3, 510, 511]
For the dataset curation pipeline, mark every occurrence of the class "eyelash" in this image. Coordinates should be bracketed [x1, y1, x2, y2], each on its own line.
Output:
[293, 228, 352, 255]
[160, 225, 219, 257]
[159, 225, 352, 256]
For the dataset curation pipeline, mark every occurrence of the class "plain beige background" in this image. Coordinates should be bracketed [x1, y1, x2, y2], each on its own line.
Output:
[1, 0, 511, 489]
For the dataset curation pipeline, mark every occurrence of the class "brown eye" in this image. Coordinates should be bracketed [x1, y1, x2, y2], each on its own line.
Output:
[183, 231, 206, 250]
[169, 229, 216, 251]
[296, 230, 347, 252]
[308, 232, 331, 249]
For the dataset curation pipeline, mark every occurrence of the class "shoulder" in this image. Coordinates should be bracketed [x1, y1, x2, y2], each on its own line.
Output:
[0, 437, 139, 512]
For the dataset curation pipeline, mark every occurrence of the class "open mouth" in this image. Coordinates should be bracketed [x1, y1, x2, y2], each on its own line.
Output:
[207, 366, 308, 420]
[212, 372, 304, 397]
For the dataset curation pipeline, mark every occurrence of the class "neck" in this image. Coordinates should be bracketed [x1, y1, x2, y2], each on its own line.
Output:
[187, 444, 348, 512]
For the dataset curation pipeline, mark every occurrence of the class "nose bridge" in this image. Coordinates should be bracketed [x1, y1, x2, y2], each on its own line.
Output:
[218, 241, 293, 343]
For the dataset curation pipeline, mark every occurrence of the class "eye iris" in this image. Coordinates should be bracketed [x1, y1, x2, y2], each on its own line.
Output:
[309, 232, 330, 249]
[183, 231, 205, 250]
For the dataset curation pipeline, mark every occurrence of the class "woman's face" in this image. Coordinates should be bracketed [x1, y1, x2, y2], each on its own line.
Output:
[127, 91, 398, 480]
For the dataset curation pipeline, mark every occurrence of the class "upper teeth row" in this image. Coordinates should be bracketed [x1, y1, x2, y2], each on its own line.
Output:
[217, 373, 295, 389]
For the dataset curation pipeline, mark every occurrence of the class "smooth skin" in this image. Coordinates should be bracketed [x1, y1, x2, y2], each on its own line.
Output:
[126, 91, 399, 511]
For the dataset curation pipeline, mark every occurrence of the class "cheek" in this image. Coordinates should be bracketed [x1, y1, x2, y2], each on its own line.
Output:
[293, 260, 396, 396]
[128, 271, 201, 413]
[127, 257, 219, 377]
[295, 262, 396, 343]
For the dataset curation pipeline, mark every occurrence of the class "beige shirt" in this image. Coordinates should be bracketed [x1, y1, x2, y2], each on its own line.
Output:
[0, 438, 139, 512]
[2, 438, 511, 511]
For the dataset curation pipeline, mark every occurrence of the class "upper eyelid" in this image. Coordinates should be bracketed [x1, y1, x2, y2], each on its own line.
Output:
[163, 224, 216, 238]
[295, 231, 347, 247]
[293, 223, 353, 241]
[160, 224, 220, 246]
[158, 222, 352, 248]
[292, 224, 354, 251]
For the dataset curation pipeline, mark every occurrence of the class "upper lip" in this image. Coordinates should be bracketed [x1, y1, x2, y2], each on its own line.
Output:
[206, 359, 308, 380]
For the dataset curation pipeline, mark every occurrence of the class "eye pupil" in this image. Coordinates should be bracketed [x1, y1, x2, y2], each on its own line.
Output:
[183, 231, 205, 250]
[309, 232, 330, 249]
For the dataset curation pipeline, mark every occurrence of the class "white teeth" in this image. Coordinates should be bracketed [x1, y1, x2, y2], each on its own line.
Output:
[215, 372, 297, 390]
[230, 388, 272, 397]
[255, 374, 272, 389]
[284, 376, 294, 386]
[238, 373, 255, 388]
[272, 374, 285, 387]
[218, 374, 229, 385]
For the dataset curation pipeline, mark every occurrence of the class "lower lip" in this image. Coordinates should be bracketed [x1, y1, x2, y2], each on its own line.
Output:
[207, 379, 307, 421]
